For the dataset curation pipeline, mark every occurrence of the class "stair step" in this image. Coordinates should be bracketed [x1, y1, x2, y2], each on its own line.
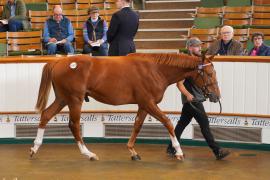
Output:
[139, 19, 193, 29]
[136, 29, 188, 39]
[135, 39, 186, 49]
[145, 0, 198, 1]
[138, 28, 189, 31]
[135, 0, 197, 50]
[136, 49, 179, 53]
[135, 38, 185, 41]
[139, 9, 195, 19]
[139, 9, 196, 12]
[145, 0, 200, 10]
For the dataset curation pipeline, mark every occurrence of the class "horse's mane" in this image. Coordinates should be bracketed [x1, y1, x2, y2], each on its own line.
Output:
[128, 53, 201, 68]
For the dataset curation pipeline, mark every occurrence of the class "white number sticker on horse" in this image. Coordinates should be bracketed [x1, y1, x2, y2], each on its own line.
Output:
[69, 62, 77, 69]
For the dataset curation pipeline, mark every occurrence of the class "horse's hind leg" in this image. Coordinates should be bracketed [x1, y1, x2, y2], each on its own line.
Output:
[68, 100, 99, 161]
[127, 108, 147, 160]
[30, 99, 65, 157]
[145, 102, 184, 161]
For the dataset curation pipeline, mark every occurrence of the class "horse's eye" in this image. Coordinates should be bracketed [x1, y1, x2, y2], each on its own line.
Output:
[198, 71, 203, 75]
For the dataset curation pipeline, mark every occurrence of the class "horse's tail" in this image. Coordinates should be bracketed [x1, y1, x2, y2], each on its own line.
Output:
[35, 62, 55, 112]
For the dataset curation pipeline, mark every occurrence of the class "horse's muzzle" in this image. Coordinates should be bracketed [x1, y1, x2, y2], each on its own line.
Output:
[208, 93, 220, 103]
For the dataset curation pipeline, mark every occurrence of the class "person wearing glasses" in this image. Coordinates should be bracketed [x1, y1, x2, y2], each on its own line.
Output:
[166, 37, 230, 160]
[206, 25, 243, 55]
[249, 32, 270, 56]
[43, 5, 74, 55]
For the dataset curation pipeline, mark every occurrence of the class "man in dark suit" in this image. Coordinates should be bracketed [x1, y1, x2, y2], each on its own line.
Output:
[107, 0, 139, 56]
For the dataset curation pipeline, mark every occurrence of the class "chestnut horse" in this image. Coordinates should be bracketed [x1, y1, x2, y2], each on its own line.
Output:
[30, 53, 220, 161]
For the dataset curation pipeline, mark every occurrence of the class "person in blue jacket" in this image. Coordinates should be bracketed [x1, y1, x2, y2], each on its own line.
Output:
[43, 5, 74, 55]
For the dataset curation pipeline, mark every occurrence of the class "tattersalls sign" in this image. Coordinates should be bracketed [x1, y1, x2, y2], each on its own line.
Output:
[0, 113, 269, 128]
[207, 115, 270, 128]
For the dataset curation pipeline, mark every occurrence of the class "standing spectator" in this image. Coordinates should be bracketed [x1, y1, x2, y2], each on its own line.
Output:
[206, 25, 243, 55]
[166, 37, 230, 160]
[107, 0, 139, 56]
[43, 5, 74, 55]
[83, 6, 108, 56]
[0, 0, 30, 32]
[249, 32, 270, 56]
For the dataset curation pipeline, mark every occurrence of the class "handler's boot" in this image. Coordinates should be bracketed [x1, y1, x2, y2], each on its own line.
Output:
[215, 148, 230, 160]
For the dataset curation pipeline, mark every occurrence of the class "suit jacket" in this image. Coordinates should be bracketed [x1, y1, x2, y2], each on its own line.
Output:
[206, 39, 243, 55]
[107, 7, 139, 56]
[248, 43, 270, 56]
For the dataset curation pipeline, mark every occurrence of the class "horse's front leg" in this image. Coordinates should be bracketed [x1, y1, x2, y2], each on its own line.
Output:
[145, 102, 184, 161]
[127, 108, 147, 161]
[68, 100, 99, 161]
[30, 99, 65, 157]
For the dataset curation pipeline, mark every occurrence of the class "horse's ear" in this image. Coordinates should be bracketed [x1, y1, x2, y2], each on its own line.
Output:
[209, 55, 216, 61]
[208, 54, 215, 62]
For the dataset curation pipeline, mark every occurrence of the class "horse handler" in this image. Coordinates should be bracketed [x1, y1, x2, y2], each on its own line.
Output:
[166, 37, 230, 160]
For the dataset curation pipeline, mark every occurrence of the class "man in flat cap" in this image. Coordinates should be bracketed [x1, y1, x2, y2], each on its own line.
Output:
[83, 6, 108, 56]
[166, 37, 230, 160]
[186, 37, 203, 56]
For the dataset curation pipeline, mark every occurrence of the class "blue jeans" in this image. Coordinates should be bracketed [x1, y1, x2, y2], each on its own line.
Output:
[47, 42, 74, 55]
[8, 19, 23, 32]
[0, 24, 8, 32]
[83, 43, 108, 56]
[0, 19, 23, 32]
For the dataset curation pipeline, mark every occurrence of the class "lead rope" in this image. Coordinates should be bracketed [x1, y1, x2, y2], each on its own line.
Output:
[188, 99, 205, 115]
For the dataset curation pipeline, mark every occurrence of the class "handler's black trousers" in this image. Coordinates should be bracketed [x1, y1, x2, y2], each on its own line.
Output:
[169, 102, 220, 155]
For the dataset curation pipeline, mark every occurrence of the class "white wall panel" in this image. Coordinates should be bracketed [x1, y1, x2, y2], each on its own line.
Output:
[244, 63, 257, 114]
[0, 123, 14, 138]
[256, 63, 269, 114]
[4, 64, 19, 111]
[159, 84, 179, 111]
[220, 62, 235, 112]
[0, 62, 270, 115]
[268, 64, 270, 114]
[0, 64, 6, 110]
[232, 63, 246, 114]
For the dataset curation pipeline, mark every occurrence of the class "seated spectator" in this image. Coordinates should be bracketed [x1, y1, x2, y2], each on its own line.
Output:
[83, 6, 108, 56]
[43, 5, 74, 55]
[0, 0, 30, 32]
[206, 25, 243, 55]
[249, 32, 270, 56]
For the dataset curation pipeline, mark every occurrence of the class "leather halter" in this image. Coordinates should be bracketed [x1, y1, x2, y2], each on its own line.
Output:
[194, 62, 218, 98]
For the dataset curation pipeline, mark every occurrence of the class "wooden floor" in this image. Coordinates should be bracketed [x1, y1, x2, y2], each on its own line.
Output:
[0, 143, 269, 180]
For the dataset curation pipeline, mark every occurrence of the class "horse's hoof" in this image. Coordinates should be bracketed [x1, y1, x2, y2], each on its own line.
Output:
[131, 154, 141, 161]
[89, 155, 99, 161]
[175, 154, 185, 161]
[29, 148, 35, 158]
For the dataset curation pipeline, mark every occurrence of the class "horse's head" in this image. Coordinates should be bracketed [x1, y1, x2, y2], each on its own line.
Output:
[193, 54, 220, 103]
